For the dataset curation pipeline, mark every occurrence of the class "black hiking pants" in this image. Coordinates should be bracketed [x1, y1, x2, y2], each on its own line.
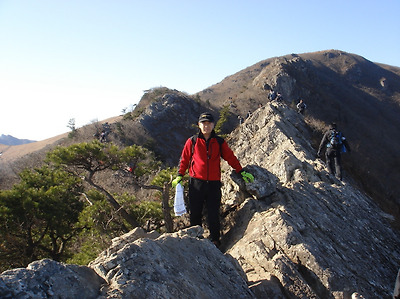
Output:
[326, 148, 342, 180]
[188, 178, 221, 242]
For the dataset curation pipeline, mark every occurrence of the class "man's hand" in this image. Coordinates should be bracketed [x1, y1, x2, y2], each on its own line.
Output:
[172, 175, 183, 188]
[241, 171, 254, 183]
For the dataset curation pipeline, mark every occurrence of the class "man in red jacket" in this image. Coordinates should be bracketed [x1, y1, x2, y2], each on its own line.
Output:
[172, 112, 254, 247]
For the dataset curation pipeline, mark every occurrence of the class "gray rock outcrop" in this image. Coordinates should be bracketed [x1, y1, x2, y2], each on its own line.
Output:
[220, 101, 400, 298]
[136, 92, 209, 165]
[0, 259, 105, 299]
[0, 227, 254, 299]
[89, 226, 253, 298]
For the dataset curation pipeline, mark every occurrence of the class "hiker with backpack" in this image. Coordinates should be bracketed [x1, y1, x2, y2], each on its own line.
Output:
[276, 92, 283, 102]
[317, 122, 351, 180]
[296, 99, 307, 115]
[268, 89, 277, 101]
[172, 112, 254, 248]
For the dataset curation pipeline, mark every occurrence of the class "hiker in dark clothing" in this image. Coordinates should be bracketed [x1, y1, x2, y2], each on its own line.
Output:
[237, 115, 244, 125]
[268, 89, 277, 101]
[172, 112, 254, 248]
[275, 92, 283, 102]
[296, 99, 307, 115]
[317, 123, 351, 180]
[100, 130, 107, 143]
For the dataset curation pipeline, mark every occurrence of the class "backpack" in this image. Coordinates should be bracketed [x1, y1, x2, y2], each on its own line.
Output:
[327, 130, 342, 149]
[190, 135, 224, 159]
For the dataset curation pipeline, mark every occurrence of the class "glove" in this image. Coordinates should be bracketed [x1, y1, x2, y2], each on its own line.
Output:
[241, 171, 254, 183]
[172, 175, 183, 188]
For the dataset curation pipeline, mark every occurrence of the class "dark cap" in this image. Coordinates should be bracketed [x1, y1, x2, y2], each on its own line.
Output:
[198, 112, 214, 123]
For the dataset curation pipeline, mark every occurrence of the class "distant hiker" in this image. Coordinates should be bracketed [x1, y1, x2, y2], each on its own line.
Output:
[276, 92, 283, 102]
[98, 122, 112, 142]
[126, 162, 136, 173]
[172, 112, 254, 248]
[102, 122, 111, 134]
[100, 130, 107, 143]
[268, 89, 277, 101]
[317, 122, 351, 180]
[296, 99, 307, 115]
[102, 122, 111, 132]
[237, 115, 244, 125]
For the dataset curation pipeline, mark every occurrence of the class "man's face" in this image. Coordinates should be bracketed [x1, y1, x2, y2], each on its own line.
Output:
[198, 121, 214, 135]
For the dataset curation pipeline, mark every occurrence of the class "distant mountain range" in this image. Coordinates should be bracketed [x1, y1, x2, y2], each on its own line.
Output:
[0, 134, 36, 146]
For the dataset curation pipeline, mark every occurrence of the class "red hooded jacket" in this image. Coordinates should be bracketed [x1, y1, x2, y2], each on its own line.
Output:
[178, 132, 242, 181]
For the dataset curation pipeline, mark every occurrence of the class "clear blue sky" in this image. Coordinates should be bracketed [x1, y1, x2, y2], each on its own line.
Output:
[1, 0, 399, 141]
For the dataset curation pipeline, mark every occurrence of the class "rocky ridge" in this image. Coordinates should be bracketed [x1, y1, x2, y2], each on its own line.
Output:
[1, 101, 399, 298]
[220, 101, 400, 298]
[199, 50, 400, 227]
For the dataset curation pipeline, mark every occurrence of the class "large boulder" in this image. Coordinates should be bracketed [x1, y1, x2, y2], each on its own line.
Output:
[0, 259, 105, 299]
[0, 227, 255, 299]
[89, 226, 254, 298]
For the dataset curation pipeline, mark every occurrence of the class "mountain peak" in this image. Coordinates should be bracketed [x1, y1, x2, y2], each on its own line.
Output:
[0, 134, 35, 146]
